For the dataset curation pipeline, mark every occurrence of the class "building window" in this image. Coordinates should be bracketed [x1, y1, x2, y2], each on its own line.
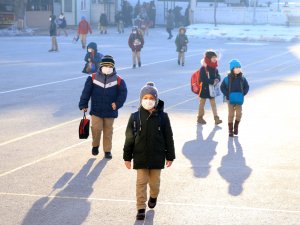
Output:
[81, 0, 87, 10]
[64, 0, 72, 12]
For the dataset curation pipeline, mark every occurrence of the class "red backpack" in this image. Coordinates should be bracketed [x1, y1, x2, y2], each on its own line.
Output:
[91, 73, 122, 86]
[191, 67, 208, 95]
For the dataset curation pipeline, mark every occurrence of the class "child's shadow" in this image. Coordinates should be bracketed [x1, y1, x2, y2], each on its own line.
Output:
[217, 137, 252, 196]
[21, 158, 108, 225]
[182, 125, 221, 178]
[133, 210, 155, 225]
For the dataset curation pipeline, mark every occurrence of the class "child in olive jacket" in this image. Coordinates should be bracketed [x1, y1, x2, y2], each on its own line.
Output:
[221, 59, 249, 137]
[123, 82, 175, 221]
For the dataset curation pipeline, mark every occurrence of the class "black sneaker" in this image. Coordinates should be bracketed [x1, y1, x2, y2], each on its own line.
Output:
[182, 62, 184, 66]
[136, 209, 145, 220]
[104, 152, 112, 159]
[177, 60, 180, 65]
[138, 62, 141, 67]
[147, 197, 157, 209]
[133, 64, 136, 69]
[92, 147, 99, 156]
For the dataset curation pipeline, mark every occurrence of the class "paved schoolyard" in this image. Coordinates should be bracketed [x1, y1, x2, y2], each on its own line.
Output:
[0, 28, 299, 225]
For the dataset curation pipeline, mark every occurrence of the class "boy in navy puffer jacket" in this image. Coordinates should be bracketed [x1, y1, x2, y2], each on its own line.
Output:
[79, 55, 127, 158]
[221, 59, 249, 137]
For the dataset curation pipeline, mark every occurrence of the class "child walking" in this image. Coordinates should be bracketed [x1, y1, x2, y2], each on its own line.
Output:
[197, 50, 222, 125]
[221, 59, 249, 137]
[175, 27, 188, 66]
[82, 42, 103, 74]
[123, 82, 175, 221]
[79, 55, 127, 158]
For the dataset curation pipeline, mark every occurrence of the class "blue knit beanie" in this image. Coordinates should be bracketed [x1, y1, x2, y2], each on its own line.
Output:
[229, 59, 241, 70]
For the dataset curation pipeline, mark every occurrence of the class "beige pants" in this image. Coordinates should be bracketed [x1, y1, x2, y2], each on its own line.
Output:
[91, 115, 114, 152]
[132, 51, 141, 65]
[198, 98, 218, 119]
[117, 22, 124, 33]
[136, 169, 161, 210]
[51, 36, 58, 51]
[100, 25, 107, 33]
[228, 103, 242, 123]
[178, 52, 185, 64]
[79, 34, 87, 48]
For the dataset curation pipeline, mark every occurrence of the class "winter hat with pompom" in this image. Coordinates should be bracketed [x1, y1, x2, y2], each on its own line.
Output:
[229, 59, 241, 70]
[140, 82, 158, 105]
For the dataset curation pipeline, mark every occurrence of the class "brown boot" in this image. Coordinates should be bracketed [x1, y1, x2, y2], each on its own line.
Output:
[214, 116, 222, 125]
[228, 123, 234, 137]
[197, 117, 206, 124]
[234, 120, 240, 135]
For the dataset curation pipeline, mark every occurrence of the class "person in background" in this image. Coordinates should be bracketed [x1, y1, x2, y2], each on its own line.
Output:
[57, 13, 68, 36]
[99, 13, 108, 34]
[82, 42, 103, 74]
[78, 16, 93, 49]
[128, 27, 144, 69]
[175, 26, 188, 66]
[166, 9, 174, 39]
[49, 15, 58, 52]
[115, 11, 124, 34]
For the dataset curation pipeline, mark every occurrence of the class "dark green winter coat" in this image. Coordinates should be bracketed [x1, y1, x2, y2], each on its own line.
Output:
[123, 100, 175, 169]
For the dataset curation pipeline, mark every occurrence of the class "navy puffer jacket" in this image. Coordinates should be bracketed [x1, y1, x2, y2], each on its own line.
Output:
[79, 70, 127, 118]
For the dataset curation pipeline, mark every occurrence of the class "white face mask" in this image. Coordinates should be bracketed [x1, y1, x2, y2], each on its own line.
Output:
[133, 31, 137, 34]
[142, 99, 156, 110]
[101, 67, 113, 75]
[49, 18, 52, 21]
[88, 48, 92, 52]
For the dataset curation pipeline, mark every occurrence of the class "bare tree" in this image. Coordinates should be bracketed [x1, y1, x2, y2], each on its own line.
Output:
[214, 0, 218, 27]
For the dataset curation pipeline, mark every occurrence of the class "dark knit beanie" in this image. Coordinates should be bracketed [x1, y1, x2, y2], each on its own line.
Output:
[205, 50, 218, 59]
[140, 82, 158, 105]
[100, 55, 115, 68]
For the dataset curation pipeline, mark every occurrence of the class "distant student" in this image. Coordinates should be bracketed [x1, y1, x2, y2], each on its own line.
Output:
[128, 27, 144, 68]
[82, 42, 103, 74]
[48, 15, 58, 52]
[175, 26, 188, 66]
[123, 82, 175, 221]
[77, 16, 92, 49]
[221, 59, 249, 137]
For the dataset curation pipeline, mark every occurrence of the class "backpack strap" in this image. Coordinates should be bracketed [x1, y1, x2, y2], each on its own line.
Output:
[132, 111, 140, 137]
[91, 73, 96, 81]
[117, 75, 122, 87]
[132, 110, 166, 137]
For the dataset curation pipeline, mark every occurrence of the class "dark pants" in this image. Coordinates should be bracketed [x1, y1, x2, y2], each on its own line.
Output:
[166, 28, 172, 38]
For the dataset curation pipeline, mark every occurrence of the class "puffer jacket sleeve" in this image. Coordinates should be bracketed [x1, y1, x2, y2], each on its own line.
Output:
[123, 114, 135, 161]
[220, 77, 229, 98]
[243, 77, 250, 96]
[215, 69, 221, 82]
[200, 67, 214, 85]
[115, 79, 128, 110]
[78, 76, 93, 110]
[163, 113, 176, 161]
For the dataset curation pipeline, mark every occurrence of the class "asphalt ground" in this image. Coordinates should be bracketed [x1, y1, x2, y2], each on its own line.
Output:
[0, 28, 299, 225]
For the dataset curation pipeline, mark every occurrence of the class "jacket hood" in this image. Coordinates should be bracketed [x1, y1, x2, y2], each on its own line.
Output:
[87, 42, 98, 53]
[156, 99, 164, 112]
[178, 26, 186, 33]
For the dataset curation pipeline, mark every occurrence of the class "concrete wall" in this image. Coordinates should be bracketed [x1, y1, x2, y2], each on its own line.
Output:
[193, 6, 288, 25]
[26, 11, 52, 28]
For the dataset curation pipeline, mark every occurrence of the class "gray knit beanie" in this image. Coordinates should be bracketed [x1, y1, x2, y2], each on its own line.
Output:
[140, 82, 158, 105]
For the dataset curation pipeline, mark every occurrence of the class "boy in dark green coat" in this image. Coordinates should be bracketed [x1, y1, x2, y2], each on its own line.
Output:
[123, 82, 175, 221]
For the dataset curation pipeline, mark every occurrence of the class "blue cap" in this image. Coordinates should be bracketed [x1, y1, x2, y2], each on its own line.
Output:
[229, 59, 241, 70]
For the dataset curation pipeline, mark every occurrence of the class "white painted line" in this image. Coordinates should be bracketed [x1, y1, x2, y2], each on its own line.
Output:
[0, 192, 299, 214]
[0, 84, 190, 147]
[0, 75, 87, 94]
[0, 52, 202, 95]
[0, 125, 125, 178]
[0, 118, 79, 147]
[0, 97, 196, 177]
